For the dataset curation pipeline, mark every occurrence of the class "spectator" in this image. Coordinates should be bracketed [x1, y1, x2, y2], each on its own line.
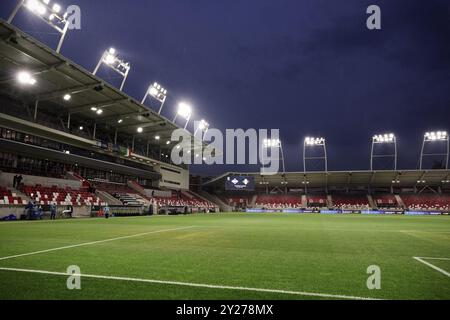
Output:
[13, 175, 18, 188]
[16, 175, 23, 188]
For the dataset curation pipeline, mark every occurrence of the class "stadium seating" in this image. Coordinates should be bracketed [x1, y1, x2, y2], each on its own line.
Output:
[331, 194, 370, 210]
[0, 187, 26, 205]
[20, 185, 101, 206]
[373, 194, 399, 208]
[401, 194, 450, 211]
[154, 191, 215, 209]
[255, 194, 302, 209]
[223, 196, 252, 207]
[307, 195, 327, 208]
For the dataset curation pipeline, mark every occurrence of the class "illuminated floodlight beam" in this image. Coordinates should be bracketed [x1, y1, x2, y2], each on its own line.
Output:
[420, 131, 449, 170]
[303, 136, 327, 172]
[370, 133, 397, 171]
[93, 47, 131, 91]
[173, 102, 192, 130]
[8, 0, 70, 53]
[141, 82, 168, 114]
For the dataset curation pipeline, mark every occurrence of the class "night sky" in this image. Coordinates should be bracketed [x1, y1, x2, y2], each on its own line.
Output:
[1, 0, 449, 175]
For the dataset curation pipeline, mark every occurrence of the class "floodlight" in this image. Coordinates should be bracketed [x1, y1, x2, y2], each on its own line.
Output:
[79, 126, 83, 130]
[117, 119, 123, 124]
[303, 136, 328, 172]
[261, 138, 286, 175]
[173, 102, 193, 130]
[177, 102, 192, 119]
[63, 94, 71, 101]
[263, 138, 281, 148]
[52, 4, 61, 13]
[155, 135, 160, 140]
[194, 119, 210, 136]
[9, 0, 70, 53]
[420, 130, 449, 169]
[141, 82, 168, 114]
[17, 71, 36, 85]
[371, 133, 397, 170]
[93, 47, 131, 91]
[137, 127, 143, 133]
[96, 109, 103, 115]
[166, 141, 171, 145]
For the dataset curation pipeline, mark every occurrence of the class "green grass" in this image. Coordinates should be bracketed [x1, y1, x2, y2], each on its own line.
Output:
[0, 213, 449, 300]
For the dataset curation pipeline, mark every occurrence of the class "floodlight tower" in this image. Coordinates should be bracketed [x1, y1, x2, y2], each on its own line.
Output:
[303, 137, 328, 172]
[370, 133, 397, 171]
[142, 82, 167, 114]
[261, 138, 286, 175]
[194, 119, 210, 137]
[8, 0, 70, 53]
[93, 48, 131, 91]
[173, 102, 192, 130]
[419, 131, 449, 170]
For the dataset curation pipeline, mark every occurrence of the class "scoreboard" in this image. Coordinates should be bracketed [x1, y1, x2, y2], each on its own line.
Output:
[225, 176, 255, 191]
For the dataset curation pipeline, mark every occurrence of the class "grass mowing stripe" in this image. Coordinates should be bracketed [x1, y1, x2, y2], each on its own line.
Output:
[0, 226, 196, 261]
[0, 267, 381, 300]
[413, 257, 450, 278]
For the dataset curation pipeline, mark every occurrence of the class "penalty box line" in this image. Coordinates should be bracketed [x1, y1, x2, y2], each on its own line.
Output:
[0, 226, 196, 261]
[413, 257, 450, 278]
[0, 266, 381, 300]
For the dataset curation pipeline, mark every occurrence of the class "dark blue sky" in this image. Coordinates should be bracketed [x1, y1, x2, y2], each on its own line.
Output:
[1, 0, 449, 174]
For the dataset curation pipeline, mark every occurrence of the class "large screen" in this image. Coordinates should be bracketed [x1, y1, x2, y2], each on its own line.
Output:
[225, 176, 255, 191]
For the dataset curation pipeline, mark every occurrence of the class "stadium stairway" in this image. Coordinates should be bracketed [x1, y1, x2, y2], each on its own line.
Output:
[96, 190, 122, 206]
[367, 195, 376, 208]
[11, 187, 31, 203]
[395, 195, 405, 208]
[301, 195, 308, 207]
[199, 190, 230, 212]
[327, 195, 333, 207]
[250, 194, 258, 206]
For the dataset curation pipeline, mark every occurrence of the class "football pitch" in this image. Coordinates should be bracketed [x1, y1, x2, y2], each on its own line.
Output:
[0, 213, 449, 300]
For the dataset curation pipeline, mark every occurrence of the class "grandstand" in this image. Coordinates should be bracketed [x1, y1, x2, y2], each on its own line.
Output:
[203, 170, 450, 214]
[0, 18, 218, 219]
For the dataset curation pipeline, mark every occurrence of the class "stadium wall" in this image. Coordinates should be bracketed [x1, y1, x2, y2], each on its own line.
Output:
[155, 164, 189, 190]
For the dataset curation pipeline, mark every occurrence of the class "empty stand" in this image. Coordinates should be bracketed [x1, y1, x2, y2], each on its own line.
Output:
[20, 185, 100, 206]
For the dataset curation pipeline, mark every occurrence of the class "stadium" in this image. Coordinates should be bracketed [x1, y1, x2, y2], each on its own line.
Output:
[0, 0, 449, 303]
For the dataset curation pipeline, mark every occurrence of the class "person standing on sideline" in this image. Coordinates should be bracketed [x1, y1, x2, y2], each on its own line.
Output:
[13, 175, 17, 188]
[104, 205, 110, 219]
[50, 203, 57, 220]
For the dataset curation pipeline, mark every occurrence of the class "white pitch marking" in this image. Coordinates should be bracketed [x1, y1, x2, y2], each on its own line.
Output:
[0, 226, 196, 261]
[413, 257, 450, 278]
[0, 267, 381, 300]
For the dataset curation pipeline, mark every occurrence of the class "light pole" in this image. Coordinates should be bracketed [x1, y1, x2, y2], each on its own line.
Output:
[371, 133, 397, 171]
[8, 0, 70, 53]
[142, 82, 167, 114]
[303, 137, 327, 172]
[173, 102, 192, 130]
[93, 48, 130, 91]
[419, 131, 449, 170]
[261, 138, 286, 175]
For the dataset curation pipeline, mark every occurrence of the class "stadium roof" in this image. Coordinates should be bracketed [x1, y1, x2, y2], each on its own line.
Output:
[204, 170, 450, 189]
[0, 19, 203, 152]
